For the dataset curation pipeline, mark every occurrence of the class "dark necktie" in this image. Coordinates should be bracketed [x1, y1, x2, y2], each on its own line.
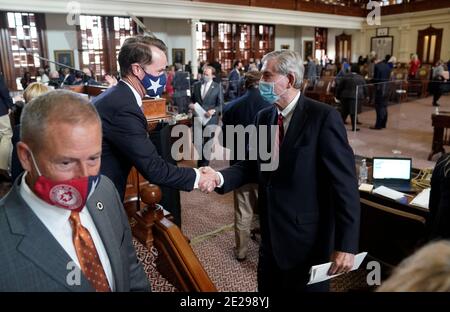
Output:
[278, 113, 285, 144]
[69, 211, 111, 292]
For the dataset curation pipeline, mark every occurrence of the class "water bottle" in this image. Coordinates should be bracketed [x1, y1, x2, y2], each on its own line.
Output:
[359, 159, 368, 185]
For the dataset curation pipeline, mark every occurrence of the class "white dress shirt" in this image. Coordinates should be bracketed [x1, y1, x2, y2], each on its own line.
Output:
[201, 80, 213, 100]
[216, 91, 302, 187]
[122, 80, 143, 107]
[122, 80, 201, 188]
[19, 173, 115, 290]
[276, 90, 301, 133]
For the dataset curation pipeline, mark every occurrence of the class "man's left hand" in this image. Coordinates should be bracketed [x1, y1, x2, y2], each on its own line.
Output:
[328, 251, 355, 275]
[205, 109, 215, 117]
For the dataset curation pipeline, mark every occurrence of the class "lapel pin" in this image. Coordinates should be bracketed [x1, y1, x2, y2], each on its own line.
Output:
[96, 201, 104, 211]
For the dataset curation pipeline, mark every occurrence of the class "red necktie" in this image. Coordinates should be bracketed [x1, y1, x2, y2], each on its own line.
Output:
[278, 113, 285, 144]
[69, 211, 111, 292]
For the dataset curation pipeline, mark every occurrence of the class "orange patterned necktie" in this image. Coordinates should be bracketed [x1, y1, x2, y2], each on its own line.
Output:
[69, 211, 111, 292]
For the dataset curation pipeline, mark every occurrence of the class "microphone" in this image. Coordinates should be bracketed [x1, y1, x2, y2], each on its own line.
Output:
[21, 45, 90, 87]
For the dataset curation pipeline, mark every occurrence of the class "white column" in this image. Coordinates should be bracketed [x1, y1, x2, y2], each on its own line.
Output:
[398, 25, 411, 63]
[191, 19, 199, 80]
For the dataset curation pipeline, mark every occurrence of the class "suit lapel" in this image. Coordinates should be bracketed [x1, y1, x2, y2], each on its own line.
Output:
[86, 192, 124, 291]
[259, 107, 277, 180]
[280, 93, 309, 157]
[5, 181, 92, 292]
[203, 83, 215, 104]
[196, 83, 203, 104]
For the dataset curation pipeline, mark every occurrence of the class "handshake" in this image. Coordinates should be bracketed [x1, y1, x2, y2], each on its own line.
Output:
[198, 166, 221, 193]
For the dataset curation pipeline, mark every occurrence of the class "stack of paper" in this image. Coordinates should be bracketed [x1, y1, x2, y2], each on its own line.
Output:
[308, 252, 368, 285]
[372, 186, 406, 201]
[192, 102, 211, 126]
[410, 188, 430, 209]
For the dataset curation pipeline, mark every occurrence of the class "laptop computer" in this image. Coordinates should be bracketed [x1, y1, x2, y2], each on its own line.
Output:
[372, 157, 414, 193]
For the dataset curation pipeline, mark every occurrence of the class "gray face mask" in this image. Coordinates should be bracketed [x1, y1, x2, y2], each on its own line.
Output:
[203, 76, 213, 83]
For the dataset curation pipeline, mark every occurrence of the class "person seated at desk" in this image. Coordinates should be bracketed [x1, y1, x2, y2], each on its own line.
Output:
[0, 90, 150, 291]
[425, 153, 450, 241]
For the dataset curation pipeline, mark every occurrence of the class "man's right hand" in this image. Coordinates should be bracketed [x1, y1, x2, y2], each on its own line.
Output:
[198, 166, 221, 193]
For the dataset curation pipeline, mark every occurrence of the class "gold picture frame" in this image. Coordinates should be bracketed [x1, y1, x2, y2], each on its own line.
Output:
[54, 50, 74, 70]
[172, 48, 185, 65]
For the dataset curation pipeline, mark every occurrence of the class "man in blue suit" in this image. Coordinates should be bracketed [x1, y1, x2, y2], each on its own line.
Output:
[93, 36, 217, 214]
[221, 70, 271, 261]
[227, 60, 243, 101]
[370, 57, 392, 130]
[201, 51, 360, 292]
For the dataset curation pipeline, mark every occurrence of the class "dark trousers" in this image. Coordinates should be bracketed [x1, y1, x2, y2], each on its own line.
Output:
[173, 96, 190, 114]
[433, 87, 442, 105]
[257, 249, 329, 293]
[340, 100, 359, 130]
[374, 98, 388, 128]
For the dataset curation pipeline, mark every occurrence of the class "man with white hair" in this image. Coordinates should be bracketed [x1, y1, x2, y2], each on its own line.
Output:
[201, 50, 360, 292]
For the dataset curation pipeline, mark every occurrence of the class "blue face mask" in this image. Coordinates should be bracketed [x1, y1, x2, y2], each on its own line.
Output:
[139, 66, 167, 97]
[259, 77, 287, 104]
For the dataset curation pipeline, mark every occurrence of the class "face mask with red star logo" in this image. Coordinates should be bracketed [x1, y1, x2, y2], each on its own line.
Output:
[28, 150, 100, 212]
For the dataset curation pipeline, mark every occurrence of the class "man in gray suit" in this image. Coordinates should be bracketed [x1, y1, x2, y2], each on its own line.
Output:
[190, 66, 224, 167]
[0, 90, 150, 292]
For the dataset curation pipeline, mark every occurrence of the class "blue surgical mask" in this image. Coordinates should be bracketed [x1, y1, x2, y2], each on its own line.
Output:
[139, 66, 167, 97]
[259, 77, 287, 104]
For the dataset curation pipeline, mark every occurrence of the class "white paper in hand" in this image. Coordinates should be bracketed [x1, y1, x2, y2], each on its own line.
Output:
[193, 102, 211, 126]
[307, 252, 368, 285]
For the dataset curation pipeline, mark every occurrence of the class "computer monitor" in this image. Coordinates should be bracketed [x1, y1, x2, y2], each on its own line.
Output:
[372, 157, 412, 180]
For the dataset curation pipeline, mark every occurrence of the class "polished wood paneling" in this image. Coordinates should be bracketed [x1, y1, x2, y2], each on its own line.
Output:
[382, 0, 450, 15]
[194, 0, 367, 17]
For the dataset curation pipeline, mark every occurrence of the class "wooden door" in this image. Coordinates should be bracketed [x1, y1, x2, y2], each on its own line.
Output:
[336, 33, 352, 63]
[417, 26, 443, 65]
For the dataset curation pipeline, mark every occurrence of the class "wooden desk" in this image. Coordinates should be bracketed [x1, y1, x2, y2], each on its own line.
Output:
[357, 160, 429, 266]
[428, 112, 450, 160]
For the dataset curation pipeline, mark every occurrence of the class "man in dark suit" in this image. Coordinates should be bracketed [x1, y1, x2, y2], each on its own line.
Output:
[371, 57, 392, 130]
[172, 63, 191, 114]
[221, 71, 271, 261]
[201, 50, 360, 292]
[189, 66, 224, 167]
[227, 60, 243, 101]
[425, 153, 450, 241]
[0, 73, 13, 181]
[93, 36, 217, 209]
[0, 90, 150, 291]
[336, 65, 368, 131]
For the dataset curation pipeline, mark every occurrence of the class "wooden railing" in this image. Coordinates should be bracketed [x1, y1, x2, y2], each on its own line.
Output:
[193, 0, 447, 16]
